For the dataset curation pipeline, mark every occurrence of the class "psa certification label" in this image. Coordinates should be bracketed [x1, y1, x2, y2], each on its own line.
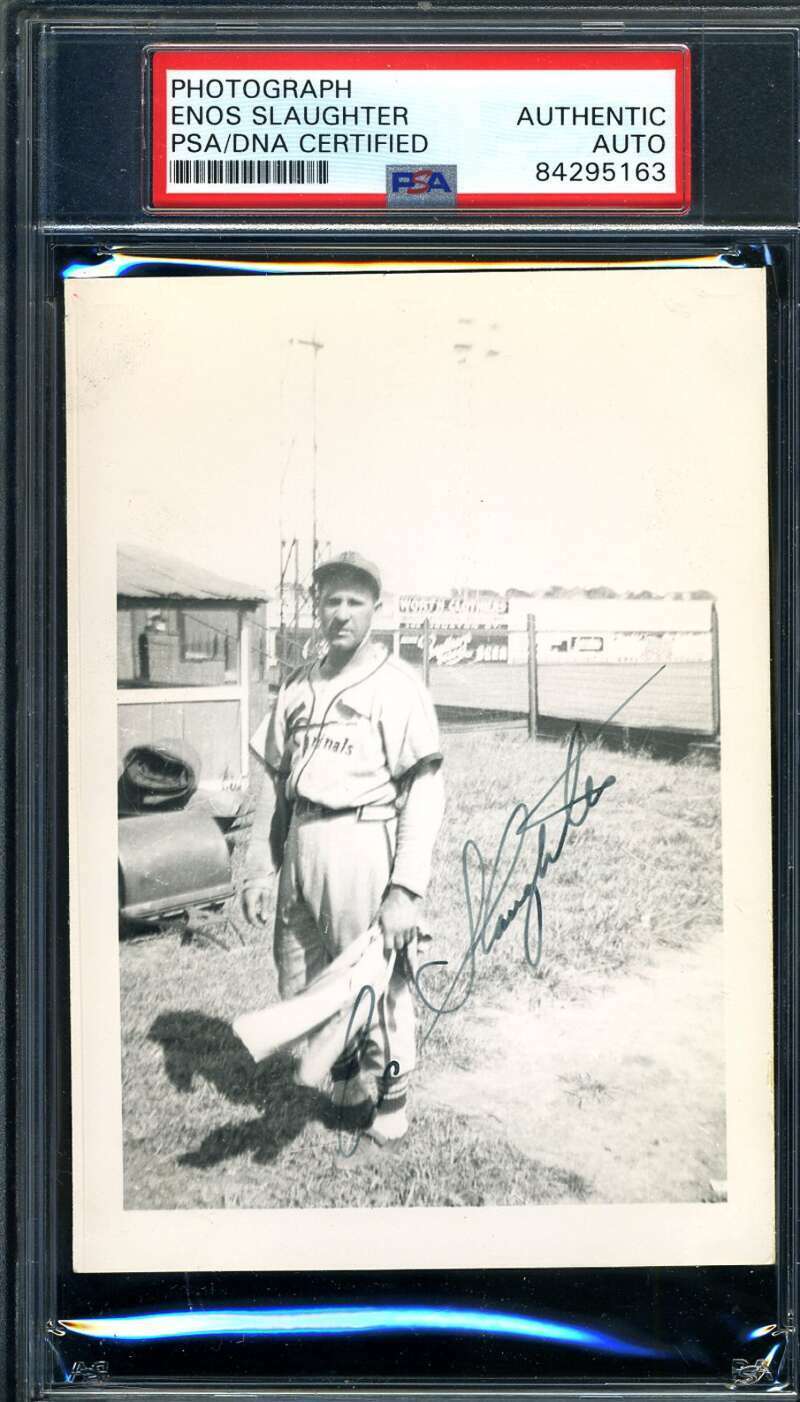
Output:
[150, 49, 691, 211]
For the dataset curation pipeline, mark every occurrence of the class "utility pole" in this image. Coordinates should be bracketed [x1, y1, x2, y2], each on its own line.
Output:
[527, 614, 539, 742]
[293, 538, 300, 641]
[279, 536, 299, 680]
[297, 335, 324, 581]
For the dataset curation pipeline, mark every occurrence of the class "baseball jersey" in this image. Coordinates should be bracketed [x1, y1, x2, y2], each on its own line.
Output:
[251, 641, 442, 811]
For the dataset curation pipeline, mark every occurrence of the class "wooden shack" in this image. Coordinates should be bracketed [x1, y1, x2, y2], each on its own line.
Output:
[117, 546, 270, 808]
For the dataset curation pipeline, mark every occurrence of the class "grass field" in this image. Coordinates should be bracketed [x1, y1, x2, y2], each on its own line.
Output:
[121, 727, 724, 1211]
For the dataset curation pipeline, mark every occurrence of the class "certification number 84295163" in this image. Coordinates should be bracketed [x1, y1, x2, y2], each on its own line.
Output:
[534, 161, 667, 182]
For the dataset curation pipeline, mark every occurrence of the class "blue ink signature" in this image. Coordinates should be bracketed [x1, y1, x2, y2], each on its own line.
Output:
[414, 667, 665, 1049]
[333, 666, 665, 1140]
[334, 983, 398, 1157]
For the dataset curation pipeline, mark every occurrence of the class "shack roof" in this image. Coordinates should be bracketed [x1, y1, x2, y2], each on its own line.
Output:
[118, 545, 269, 605]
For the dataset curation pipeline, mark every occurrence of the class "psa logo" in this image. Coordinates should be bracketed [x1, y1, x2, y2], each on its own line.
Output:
[386, 164, 457, 208]
[391, 169, 452, 195]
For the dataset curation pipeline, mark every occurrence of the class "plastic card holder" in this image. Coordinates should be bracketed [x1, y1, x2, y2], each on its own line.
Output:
[3, 6, 798, 1400]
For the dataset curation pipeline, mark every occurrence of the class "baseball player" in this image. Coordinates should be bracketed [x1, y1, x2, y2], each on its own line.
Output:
[243, 551, 444, 1151]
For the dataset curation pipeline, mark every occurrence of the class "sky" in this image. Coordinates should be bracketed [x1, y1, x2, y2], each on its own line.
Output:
[65, 263, 768, 602]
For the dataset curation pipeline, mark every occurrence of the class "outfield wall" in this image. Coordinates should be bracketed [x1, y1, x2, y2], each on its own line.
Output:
[263, 598, 720, 739]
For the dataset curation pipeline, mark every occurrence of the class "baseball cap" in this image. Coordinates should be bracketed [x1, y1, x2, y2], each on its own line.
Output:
[313, 551, 382, 598]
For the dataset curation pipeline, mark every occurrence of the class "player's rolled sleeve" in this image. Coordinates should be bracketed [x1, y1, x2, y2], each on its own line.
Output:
[245, 694, 290, 885]
[243, 770, 276, 885]
[391, 764, 445, 897]
[250, 690, 288, 777]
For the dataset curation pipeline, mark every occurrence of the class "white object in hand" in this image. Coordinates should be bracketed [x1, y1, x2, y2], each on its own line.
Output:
[232, 926, 393, 1065]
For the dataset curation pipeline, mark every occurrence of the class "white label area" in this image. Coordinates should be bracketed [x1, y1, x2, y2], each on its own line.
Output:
[151, 51, 690, 208]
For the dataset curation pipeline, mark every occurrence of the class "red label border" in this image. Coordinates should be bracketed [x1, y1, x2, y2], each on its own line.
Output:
[150, 47, 691, 213]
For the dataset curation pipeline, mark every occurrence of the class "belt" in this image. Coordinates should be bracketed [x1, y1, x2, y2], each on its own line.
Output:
[293, 796, 397, 823]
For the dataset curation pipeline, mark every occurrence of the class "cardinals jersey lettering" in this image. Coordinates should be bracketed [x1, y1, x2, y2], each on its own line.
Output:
[250, 643, 442, 811]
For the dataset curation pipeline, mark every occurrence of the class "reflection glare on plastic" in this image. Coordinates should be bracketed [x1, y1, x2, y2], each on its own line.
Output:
[59, 1305, 666, 1355]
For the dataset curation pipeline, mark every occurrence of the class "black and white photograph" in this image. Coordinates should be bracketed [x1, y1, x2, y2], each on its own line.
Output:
[66, 262, 774, 1273]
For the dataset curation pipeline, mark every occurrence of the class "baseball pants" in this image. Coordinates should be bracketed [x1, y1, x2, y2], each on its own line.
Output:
[274, 809, 416, 1086]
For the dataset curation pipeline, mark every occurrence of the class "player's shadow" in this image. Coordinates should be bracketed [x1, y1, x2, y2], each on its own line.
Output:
[148, 1011, 340, 1167]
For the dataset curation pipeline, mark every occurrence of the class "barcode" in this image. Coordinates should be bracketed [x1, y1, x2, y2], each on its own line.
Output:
[168, 159, 330, 187]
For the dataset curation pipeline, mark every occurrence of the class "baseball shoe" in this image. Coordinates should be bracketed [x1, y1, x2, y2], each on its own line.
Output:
[370, 1099, 409, 1142]
[335, 1124, 408, 1168]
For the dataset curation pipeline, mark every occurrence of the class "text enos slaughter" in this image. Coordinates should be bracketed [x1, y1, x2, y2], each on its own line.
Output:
[169, 76, 670, 156]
